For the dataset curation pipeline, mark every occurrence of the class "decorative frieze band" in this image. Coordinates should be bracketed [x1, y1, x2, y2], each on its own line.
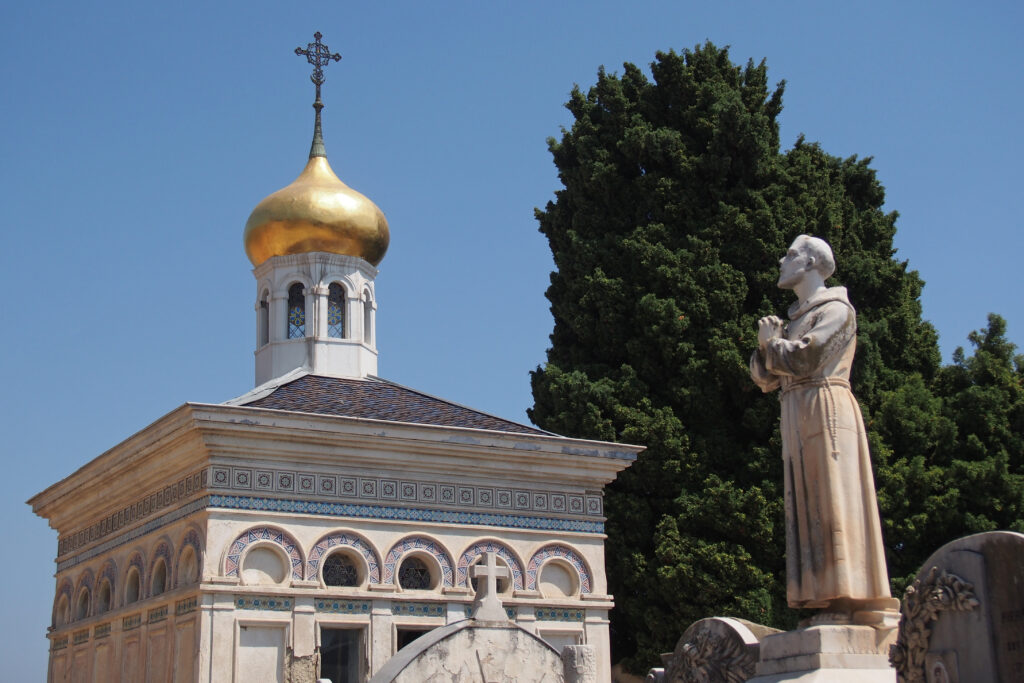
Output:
[58, 470, 207, 557]
[57, 465, 604, 564]
[209, 465, 604, 519]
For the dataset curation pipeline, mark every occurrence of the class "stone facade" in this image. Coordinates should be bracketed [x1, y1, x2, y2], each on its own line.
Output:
[31, 399, 640, 681]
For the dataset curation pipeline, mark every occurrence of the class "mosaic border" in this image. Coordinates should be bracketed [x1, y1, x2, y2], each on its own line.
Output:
[535, 608, 585, 622]
[176, 596, 198, 616]
[316, 599, 371, 614]
[210, 466, 603, 519]
[391, 602, 445, 618]
[209, 495, 604, 534]
[236, 596, 293, 611]
[57, 497, 209, 572]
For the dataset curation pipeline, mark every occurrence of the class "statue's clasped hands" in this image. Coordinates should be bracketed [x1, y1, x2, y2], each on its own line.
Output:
[758, 316, 784, 349]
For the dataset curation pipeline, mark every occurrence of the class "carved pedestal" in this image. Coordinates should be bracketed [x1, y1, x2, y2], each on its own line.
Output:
[749, 625, 897, 682]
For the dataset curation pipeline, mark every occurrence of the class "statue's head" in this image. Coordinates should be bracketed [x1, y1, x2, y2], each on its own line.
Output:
[778, 235, 835, 289]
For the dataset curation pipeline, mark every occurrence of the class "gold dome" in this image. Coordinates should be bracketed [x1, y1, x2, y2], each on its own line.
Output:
[244, 155, 390, 267]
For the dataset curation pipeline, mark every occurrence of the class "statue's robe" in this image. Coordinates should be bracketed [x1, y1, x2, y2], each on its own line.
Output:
[750, 287, 891, 608]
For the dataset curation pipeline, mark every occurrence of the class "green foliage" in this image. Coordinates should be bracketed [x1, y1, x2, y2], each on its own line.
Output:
[530, 43, 1018, 672]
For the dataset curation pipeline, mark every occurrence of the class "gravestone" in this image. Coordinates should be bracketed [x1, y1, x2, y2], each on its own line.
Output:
[646, 617, 779, 682]
[890, 531, 1024, 683]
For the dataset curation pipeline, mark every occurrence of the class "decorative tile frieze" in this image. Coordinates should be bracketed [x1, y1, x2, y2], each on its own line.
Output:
[57, 497, 208, 572]
[73, 629, 89, 646]
[52, 636, 69, 651]
[235, 596, 293, 611]
[176, 596, 198, 616]
[464, 605, 516, 619]
[391, 602, 445, 618]
[58, 470, 206, 557]
[123, 614, 142, 631]
[148, 605, 168, 623]
[535, 608, 584, 622]
[316, 599, 371, 614]
[94, 622, 111, 639]
[255, 470, 274, 491]
[209, 495, 604, 534]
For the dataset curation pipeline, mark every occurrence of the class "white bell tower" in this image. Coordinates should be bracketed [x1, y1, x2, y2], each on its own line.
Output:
[241, 34, 389, 387]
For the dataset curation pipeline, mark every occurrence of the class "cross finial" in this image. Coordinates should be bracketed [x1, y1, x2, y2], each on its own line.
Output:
[294, 31, 342, 159]
[471, 552, 510, 622]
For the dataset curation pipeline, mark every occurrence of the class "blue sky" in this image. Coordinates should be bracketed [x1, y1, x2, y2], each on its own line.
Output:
[2, 1, 1021, 677]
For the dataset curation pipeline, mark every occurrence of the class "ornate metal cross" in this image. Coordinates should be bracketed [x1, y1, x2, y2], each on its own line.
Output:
[294, 31, 342, 158]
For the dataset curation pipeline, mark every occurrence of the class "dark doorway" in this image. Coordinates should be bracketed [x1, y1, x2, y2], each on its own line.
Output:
[395, 627, 432, 652]
[320, 628, 362, 683]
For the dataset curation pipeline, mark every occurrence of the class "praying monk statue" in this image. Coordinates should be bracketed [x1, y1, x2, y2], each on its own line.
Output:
[750, 235, 898, 624]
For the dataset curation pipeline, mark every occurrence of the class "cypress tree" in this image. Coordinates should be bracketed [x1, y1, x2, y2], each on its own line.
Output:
[529, 43, 944, 670]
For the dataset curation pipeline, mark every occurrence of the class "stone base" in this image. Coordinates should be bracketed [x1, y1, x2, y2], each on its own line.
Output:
[748, 625, 896, 682]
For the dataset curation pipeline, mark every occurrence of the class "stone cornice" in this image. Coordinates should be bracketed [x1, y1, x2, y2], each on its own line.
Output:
[29, 401, 642, 541]
[191, 403, 640, 487]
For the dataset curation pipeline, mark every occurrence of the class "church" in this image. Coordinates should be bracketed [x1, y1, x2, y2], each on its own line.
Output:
[29, 33, 641, 683]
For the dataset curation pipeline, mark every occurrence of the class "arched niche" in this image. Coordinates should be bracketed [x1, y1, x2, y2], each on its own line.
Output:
[382, 536, 453, 588]
[308, 531, 380, 586]
[525, 544, 592, 594]
[224, 526, 304, 581]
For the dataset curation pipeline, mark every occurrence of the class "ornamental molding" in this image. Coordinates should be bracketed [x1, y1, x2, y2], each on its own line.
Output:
[208, 464, 604, 520]
[57, 470, 207, 558]
[889, 566, 979, 682]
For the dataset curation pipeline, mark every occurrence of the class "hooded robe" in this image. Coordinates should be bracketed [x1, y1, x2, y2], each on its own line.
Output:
[750, 286, 890, 608]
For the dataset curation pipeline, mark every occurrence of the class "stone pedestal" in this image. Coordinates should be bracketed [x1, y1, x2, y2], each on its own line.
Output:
[749, 625, 896, 682]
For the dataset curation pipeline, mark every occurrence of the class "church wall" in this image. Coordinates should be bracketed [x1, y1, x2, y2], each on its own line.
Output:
[200, 508, 611, 680]
[46, 512, 206, 683]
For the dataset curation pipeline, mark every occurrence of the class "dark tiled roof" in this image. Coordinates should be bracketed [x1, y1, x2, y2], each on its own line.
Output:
[241, 375, 548, 435]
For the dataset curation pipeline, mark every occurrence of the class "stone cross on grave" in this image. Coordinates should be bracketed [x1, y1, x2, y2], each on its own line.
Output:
[471, 551, 510, 622]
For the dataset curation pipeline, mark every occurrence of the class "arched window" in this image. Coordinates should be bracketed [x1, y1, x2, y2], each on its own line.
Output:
[151, 560, 167, 596]
[362, 291, 373, 344]
[96, 580, 112, 614]
[75, 589, 90, 620]
[258, 291, 270, 347]
[178, 547, 199, 586]
[125, 568, 141, 604]
[55, 595, 70, 627]
[398, 556, 433, 590]
[323, 552, 359, 587]
[287, 283, 305, 339]
[328, 283, 346, 338]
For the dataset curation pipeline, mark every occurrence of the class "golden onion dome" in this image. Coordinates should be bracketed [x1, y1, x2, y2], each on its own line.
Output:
[243, 154, 390, 267]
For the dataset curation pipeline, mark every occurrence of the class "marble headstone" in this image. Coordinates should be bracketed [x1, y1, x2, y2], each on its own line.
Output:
[890, 531, 1024, 682]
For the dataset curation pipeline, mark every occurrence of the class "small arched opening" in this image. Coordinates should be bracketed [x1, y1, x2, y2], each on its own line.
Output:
[150, 559, 168, 597]
[124, 567, 141, 604]
[362, 291, 373, 344]
[397, 554, 436, 591]
[258, 290, 270, 347]
[328, 283, 346, 338]
[75, 589, 90, 621]
[287, 283, 305, 339]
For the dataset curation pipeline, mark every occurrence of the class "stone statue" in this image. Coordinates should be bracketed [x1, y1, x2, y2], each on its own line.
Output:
[750, 235, 895, 621]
